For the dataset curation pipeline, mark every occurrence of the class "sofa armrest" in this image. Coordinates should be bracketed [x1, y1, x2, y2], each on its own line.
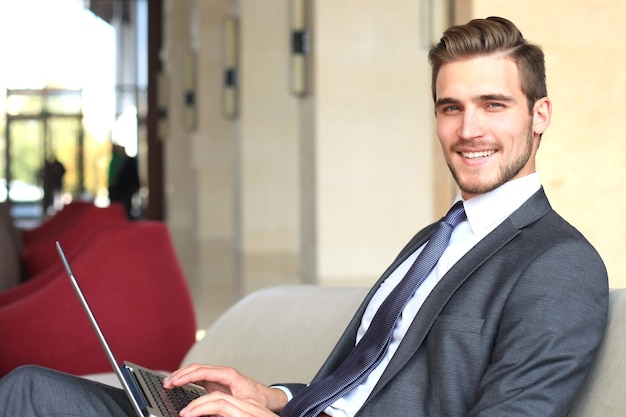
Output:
[182, 285, 369, 385]
[568, 288, 626, 417]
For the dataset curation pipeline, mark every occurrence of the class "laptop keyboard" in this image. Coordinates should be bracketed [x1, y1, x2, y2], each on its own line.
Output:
[139, 368, 203, 416]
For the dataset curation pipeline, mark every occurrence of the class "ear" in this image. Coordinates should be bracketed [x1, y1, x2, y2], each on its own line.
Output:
[533, 97, 552, 135]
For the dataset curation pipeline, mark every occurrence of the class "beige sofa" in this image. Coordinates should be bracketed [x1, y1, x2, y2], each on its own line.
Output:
[87, 285, 626, 416]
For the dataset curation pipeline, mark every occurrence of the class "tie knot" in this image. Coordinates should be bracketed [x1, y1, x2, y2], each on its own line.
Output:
[444, 201, 466, 228]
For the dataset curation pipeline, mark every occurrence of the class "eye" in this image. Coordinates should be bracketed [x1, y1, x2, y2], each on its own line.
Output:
[486, 102, 505, 110]
[441, 104, 461, 113]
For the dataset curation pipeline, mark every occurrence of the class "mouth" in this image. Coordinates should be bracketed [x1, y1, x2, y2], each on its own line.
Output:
[461, 150, 496, 159]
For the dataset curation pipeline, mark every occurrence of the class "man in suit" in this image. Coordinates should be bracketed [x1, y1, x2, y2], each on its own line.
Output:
[0, 16, 608, 417]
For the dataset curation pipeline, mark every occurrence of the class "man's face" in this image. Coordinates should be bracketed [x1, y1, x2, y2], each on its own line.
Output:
[434, 54, 551, 200]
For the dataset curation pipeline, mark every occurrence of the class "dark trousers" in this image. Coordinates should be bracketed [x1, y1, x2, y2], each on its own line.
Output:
[0, 366, 135, 417]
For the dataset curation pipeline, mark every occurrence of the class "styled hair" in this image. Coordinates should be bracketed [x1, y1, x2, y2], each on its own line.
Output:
[428, 16, 546, 113]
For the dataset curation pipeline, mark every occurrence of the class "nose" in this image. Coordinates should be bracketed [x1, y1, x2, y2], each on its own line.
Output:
[458, 108, 485, 140]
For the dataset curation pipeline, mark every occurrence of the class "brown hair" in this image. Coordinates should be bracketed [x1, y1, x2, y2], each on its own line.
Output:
[428, 16, 546, 113]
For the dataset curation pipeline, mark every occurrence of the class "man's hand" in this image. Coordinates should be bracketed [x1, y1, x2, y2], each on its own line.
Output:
[179, 391, 281, 417]
[163, 363, 288, 413]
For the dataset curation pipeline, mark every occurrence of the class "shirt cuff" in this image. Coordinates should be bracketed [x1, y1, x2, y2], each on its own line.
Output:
[269, 385, 294, 402]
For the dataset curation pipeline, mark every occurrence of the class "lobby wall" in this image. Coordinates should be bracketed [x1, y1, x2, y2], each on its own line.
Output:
[160, 0, 626, 326]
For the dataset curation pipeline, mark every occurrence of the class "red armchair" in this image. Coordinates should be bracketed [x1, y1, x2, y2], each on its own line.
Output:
[20, 201, 94, 247]
[20, 203, 128, 278]
[0, 221, 197, 378]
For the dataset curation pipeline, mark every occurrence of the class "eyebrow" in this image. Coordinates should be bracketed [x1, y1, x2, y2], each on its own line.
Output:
[476, 93, 517, 104]
[435, 93, 517, 108]
[435, 97, 459, 108]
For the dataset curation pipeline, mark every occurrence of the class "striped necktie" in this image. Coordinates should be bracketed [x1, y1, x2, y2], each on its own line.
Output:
[280, 201, 466, 417]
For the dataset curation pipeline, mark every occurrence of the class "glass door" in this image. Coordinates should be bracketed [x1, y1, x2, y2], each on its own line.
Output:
[4, 89, 84, 219]
[4, 117, 45, 218]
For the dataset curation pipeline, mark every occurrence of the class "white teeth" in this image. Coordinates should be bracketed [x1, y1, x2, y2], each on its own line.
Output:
[462, 150, 495, 159]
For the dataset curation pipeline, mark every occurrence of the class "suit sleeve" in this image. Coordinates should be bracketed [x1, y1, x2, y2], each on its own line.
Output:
[468, 240, 608, 417]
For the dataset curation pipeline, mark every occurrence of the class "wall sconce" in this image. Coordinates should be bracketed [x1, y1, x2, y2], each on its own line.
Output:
[157, 72, 168, 139]
[222, 16, 238, 119]
[419, 0, 454, 49]
[289, 0, 309, 96]
[183, 50, 197, 130]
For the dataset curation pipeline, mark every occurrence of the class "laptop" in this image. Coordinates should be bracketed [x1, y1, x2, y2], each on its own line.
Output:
[55, 241, 207, 417]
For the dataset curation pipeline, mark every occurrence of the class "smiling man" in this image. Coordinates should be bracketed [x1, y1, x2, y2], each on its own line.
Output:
[435, 58, 548, 198]
[431, 28, 551, 200]
[0, 16, 609, 417]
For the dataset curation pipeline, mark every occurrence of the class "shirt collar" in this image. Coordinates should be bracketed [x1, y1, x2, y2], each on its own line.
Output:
[455, 172, 542, 238]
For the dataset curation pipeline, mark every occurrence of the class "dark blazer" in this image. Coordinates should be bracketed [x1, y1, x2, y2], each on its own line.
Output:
[284, 189, 608, 417]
